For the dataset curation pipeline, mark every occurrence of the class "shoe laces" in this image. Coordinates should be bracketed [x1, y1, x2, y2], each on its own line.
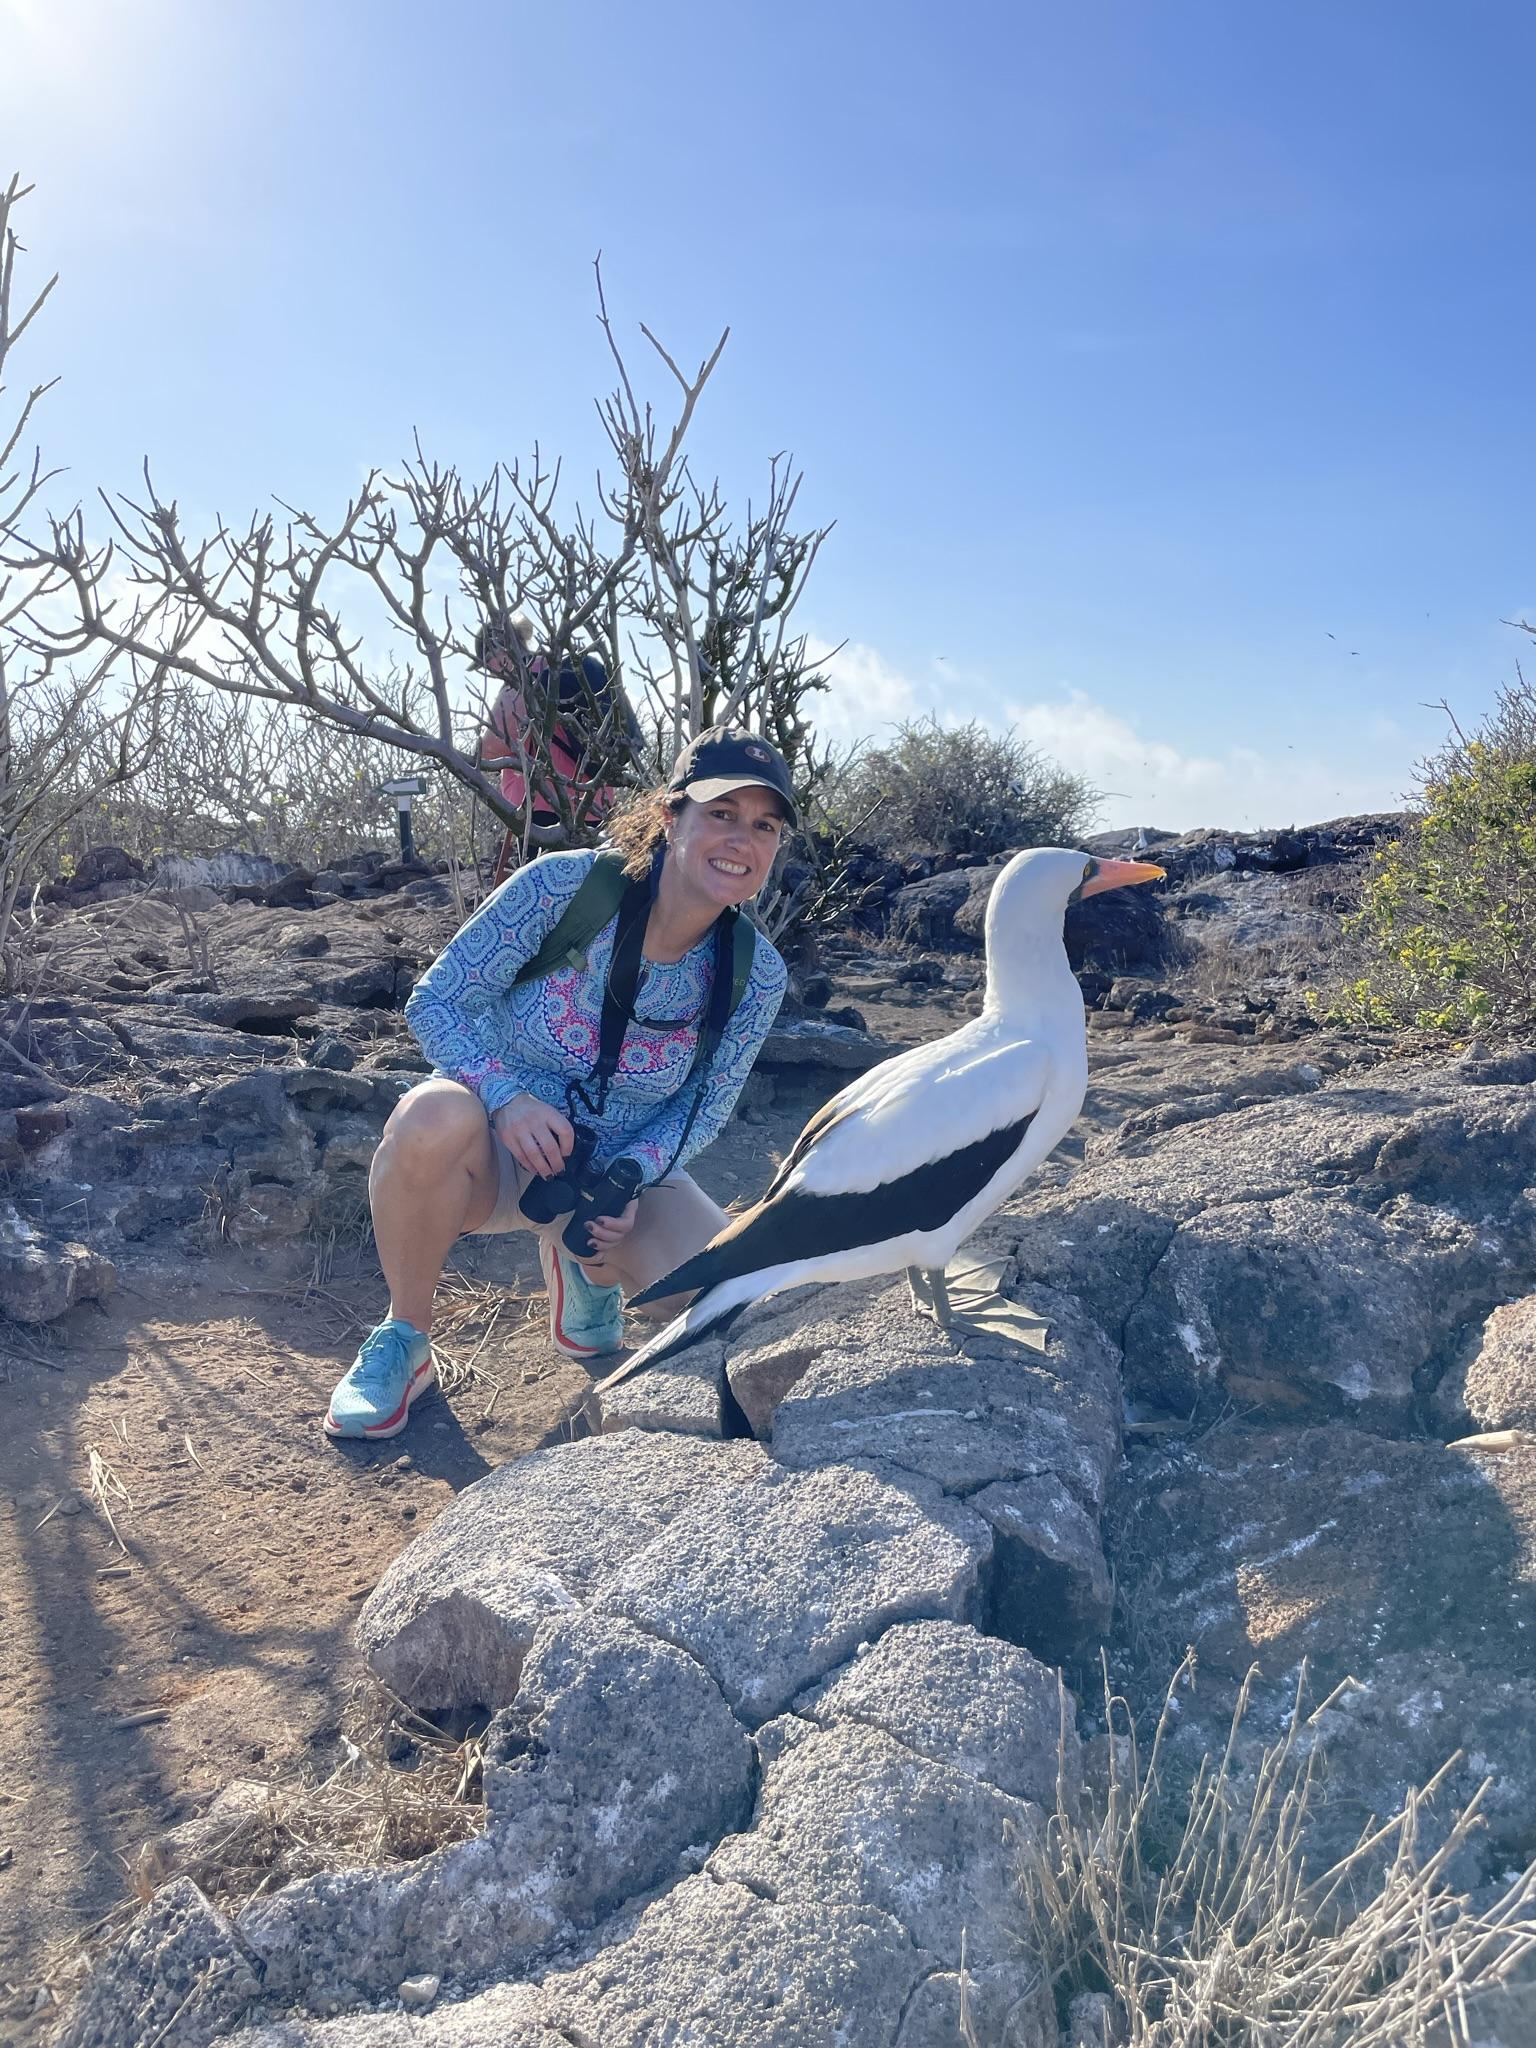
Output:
[354, 1321, 416, 1390]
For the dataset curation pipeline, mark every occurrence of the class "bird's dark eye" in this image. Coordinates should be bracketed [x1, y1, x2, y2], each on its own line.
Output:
[1083, 860, 1096, 882]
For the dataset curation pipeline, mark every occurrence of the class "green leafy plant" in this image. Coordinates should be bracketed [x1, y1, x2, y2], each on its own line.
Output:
[1328, 675, 1536, 1033]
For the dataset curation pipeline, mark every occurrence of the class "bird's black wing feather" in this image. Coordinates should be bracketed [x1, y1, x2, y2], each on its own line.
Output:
[630, 1112, 1034, 1307]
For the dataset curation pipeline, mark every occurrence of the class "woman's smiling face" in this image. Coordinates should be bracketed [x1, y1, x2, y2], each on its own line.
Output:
[665, 786, 787, 910]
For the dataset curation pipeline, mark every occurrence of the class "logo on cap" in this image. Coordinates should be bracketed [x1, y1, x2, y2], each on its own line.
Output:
[744, 744, 772, 762]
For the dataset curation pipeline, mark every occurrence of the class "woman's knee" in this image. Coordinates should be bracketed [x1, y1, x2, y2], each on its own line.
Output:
[375, 1081, 490, 1175]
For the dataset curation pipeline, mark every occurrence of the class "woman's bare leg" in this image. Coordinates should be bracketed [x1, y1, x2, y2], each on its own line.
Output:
[369, 1080, 503, 1332]
[591, 1173, 729, 1319]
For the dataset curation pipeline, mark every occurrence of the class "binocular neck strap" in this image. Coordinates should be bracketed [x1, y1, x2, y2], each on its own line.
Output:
[568, 874, 738, 1173]
[653, 908, 737, 1181]
[567, 874, 651, 1124]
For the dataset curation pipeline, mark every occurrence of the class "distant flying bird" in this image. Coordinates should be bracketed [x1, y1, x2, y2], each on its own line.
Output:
[596, 847, 1166, 1391]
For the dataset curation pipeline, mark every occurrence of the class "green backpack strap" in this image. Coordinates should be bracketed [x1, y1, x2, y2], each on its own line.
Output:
[728, 910, 756, 1018]
[512, 850, 631, 986]
[513, 847, 758, 1025]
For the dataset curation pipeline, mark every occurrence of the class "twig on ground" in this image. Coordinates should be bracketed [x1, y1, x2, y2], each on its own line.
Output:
[86, 1446, 132, 1551]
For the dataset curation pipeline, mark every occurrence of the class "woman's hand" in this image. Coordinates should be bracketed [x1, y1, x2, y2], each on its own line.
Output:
[492, 1094, 574, 1178]
[579, 1198, 639, 1263]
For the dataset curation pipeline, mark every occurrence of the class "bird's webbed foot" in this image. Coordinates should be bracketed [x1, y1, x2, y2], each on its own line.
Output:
[906, 1265, 955, 1330]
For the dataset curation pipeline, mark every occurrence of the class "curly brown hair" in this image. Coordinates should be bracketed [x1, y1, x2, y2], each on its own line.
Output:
[604, 786, 686, 879]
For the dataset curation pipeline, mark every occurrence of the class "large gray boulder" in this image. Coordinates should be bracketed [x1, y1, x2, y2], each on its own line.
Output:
[735, 1277, 1120, 1660]
[1007, 1061, 1536, 1423]
[709, 1719, 1055, 2048]
[237, 1612, 755, 2016]
[789, 1618, 1079, 1809]
[1108, 1426, 1536, 1883]
[538, 1874, 932, 2047]
[52, 1879, 261, 2048]
[592, 1460, 991, 1727]
[358, 1432, 766, 1710]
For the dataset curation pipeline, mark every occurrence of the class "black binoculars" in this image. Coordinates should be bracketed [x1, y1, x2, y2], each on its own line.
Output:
[518, 1124, 644, 1259]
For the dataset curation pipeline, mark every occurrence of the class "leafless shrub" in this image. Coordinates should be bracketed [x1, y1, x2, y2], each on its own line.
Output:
[824, 716, 1098, 862]
[14, 261, 837, 898]
[169, 898, 216, 987]
[1021, 1655, 1536, 2046]
[38, 679, 490, 879]
[0, 175, 166, 991]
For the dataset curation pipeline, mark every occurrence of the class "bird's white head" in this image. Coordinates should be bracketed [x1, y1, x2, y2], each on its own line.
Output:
[982, 845, 1165, 1009]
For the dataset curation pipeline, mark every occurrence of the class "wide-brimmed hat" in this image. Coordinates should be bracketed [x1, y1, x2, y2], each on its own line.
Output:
[667, 726, 798, 827]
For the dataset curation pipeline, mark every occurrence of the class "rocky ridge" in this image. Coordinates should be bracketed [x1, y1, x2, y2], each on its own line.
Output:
[28, 819, 1536, 2044]
[4, 815, 1393, 1328]
[52, 1044, 1536, 2048]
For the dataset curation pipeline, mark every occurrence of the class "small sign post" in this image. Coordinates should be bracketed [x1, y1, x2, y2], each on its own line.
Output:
[378, 775, 429, 863]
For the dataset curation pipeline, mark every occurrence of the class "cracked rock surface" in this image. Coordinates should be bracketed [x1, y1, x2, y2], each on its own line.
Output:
[589, 1458, 990, 1728]
[789, 1617, 1077, 1809]
[56, 1050, 1536, 2047]
[748, 1278, 1120, 1665]
[231, 1610, 757, 2015]
[1007, 1061, 1536, 1422]
[357, 1433, 766, 1710]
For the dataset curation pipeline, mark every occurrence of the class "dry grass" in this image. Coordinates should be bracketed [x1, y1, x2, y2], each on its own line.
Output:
[429, 1268, 522, 1403]
[1013, 1654, 1536, 2046]
[53, 1676, 487, 1995]
[1181, 930, 1329, 1006]
[85, 1444, 132, 1551]
[304, 1178, 375, 1289]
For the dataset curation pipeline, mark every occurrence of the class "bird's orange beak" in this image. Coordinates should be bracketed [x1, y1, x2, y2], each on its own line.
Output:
[1080, 858, 1166, 897]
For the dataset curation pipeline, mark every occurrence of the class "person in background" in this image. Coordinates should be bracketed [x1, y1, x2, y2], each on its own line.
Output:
[323, 726, 796, 1441]
[477, 616, 640, 881]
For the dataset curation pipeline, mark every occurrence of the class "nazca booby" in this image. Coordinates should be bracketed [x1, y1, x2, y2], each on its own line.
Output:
[596, 846, 1164, 1391]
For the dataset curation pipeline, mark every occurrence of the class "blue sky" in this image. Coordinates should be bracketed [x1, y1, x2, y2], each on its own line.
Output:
[5, 0, 1534, 829]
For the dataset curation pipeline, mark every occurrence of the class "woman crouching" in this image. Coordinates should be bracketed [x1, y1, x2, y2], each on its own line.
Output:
[323, 727, 792, 1440]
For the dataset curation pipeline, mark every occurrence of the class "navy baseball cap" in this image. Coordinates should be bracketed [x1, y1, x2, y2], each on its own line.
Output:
[668, 726, 798, 827]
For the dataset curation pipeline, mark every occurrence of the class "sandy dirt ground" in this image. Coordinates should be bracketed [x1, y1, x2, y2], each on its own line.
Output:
[0, 980, 1343, 2040]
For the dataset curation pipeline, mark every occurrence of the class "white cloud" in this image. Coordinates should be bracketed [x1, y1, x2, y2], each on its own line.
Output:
[802, 633, 1410, 831]
[1005, 689, 1407, 833]
[806, 638, 922, 745]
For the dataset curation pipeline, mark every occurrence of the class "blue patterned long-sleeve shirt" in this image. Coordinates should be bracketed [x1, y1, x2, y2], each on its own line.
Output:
[405, 850, 787, 1186]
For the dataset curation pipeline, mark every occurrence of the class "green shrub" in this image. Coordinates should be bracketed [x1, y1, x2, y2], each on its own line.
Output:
[825, 716, 1098, 861]
[1328, 678, 1536, 1033]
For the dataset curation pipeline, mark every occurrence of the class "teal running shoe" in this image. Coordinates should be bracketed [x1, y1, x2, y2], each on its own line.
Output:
[324, 1318, 435, 1439]
[539, 1238, 624, 1359]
